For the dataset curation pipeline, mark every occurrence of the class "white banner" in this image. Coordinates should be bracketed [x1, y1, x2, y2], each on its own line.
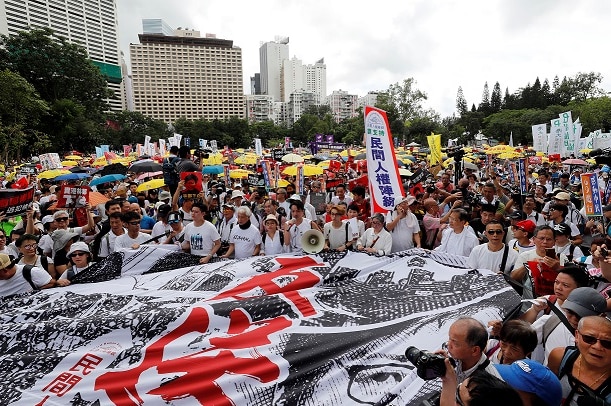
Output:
[548, 120, 564, 156]
[254, 138, 263, 157]
[0, 247, 519, 405]
[559, 111, 575, 156]
[159, 139, 166, 156]
[532, 124, 547, 152]
[364, 106, 405, 213]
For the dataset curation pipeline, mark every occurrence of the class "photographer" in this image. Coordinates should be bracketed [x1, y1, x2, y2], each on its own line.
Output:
[440, 369, 523, 406]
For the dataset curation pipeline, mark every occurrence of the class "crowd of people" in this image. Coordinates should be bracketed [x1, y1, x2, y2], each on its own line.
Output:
[1, 146, 611, 405]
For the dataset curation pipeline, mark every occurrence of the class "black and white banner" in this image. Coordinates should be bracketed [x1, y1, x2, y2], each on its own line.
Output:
[0, 247, 519, 405]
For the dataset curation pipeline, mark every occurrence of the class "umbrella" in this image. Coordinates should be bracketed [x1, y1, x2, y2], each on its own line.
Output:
[282, 165, 324, 177]
[98, 163, 128, 176]
[398, 168, 413, 177]
[54, 173, 91, 181]
[129, 160, 163, 173]
[462, 161, 478, 170]
[202, 165, 224, 175]
[234, 155, 258, 165]
[137, 171, 163, 180]
[339, 149, 358, 157]
[38, 169, 70, 179]
[281, 153, 304, 163]
[89, 174, 126, 187]
[137, 179, 165, 192]
[355, 153, 366, 160]
[64, 155, 82, 160]
[562, 158, 588, 166]
[229, 169, 253, 179]
[201, 153, 224, 165]
[61, 160, 79, 167]
[276, 179, 290, 187]
[69, 166, 91, 173]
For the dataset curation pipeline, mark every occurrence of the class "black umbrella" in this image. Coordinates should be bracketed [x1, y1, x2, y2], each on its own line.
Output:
[129, 160, 163, 173]
[69, 166, 89, 173]
[98, 162, 128, 176]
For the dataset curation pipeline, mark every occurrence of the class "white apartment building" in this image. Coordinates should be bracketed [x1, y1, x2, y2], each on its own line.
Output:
[130, 21, 244, 123]
[245, 95, 275, 123]
[0, 0, 124, 111]
[259, 37, 289, 102]
[357, 91, 380, 109]
[305, 59, 327, 105]
[327, 90, 358, 123]
[286, 91, 317, 126]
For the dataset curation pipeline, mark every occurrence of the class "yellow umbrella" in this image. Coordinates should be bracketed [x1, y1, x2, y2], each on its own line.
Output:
[61, 160, 79, 167]
[282, 165, 324, 177]
[339, 149, 357, 157]
[586, 158, 597, 164]
[64, 155, 82, 160]
[536, 151, 545, 157]
[276, 179, 290, 187]
[579, 148, 592, 154]
[202, 153, 224, 165]
[302, 154, 314, 160]
[317, 160, 330, 169]
[137, 178, 165, 192]
[39, 169, 70, 179]
[497, 152, 520, 159]
[92, 157, 108, 166]
[485, 145, 514, 154]
[234, 154, 258, 165]
[229, 169, 253, 179]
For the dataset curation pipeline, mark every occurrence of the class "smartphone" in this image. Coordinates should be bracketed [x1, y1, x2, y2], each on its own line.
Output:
[545, 248, 557, 258]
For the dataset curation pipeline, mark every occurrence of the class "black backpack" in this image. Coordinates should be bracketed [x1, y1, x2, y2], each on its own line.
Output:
[162, 156, 180, 185]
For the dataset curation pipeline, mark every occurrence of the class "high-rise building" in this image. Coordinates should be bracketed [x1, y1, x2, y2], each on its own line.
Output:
[327, 90, 358, 123]
[0, 0, 124, 111]
[357, 91, 380, 109]
[286, 91, 317, 126]
[130, 20, 244, 123]
[245, 95, 274, 123]
[259, 37, 289, 102]
[282, 56, 305, 103]
[305, 59, 327, 105]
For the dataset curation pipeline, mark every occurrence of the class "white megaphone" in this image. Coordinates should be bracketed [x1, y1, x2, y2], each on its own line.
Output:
[301, 229, 325, 254]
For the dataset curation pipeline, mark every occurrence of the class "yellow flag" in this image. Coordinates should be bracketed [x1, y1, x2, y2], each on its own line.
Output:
[427, 133, 442, 165]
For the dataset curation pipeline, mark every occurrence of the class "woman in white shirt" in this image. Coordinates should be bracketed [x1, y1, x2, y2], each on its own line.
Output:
[324, 205, 353, 251]
[356, 213, 392, 256]
[260, 214, 287, 256]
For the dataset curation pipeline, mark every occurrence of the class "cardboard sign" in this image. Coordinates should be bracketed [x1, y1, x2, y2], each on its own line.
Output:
[309, 192, 327, 215]
[181, 172, 202, 193]
[0, 186, 36, 217]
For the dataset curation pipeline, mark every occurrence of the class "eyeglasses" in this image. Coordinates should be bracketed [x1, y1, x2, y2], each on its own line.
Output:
[70, 252, 87, 258]
[487, 229, 503, 235]
[579, 331, 611, 349]
[511, 225, 525, 232]
[168, 220, 180, 224]
[455, 382, 466, 406]
[371, 221, 382, 225]
[330, 212, 340, 216]
[127, 221, 141, 226]
[23, 243, 38, 250]
[55, 217, 69, 222]
[0, 236, 5, 239]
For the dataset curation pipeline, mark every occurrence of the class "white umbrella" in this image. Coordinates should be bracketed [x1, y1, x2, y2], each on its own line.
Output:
[282, 153, 304, 163]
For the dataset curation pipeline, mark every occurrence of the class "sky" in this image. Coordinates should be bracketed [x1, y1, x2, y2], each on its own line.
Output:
[116, 0, 611, 118]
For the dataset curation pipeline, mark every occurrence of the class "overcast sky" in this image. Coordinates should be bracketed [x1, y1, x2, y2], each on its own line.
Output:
[116, 0, 611, 118]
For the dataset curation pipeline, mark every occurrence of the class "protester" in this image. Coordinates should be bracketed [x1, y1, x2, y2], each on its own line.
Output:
[0, 253, 54, 296]
[181, 201, 221, 263]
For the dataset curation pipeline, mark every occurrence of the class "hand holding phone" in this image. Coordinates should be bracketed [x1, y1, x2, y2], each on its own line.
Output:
[545, 248, 557, 259]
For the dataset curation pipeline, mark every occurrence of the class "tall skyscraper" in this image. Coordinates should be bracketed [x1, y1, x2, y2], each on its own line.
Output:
[305, 59, 327, 105]
[0, 0, 124, 111]
[130, 20, 244, 123]
[259, 37, 289, 102]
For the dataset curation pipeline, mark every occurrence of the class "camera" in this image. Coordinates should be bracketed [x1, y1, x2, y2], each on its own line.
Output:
[193, 148, 213, 159]
[405, 346, 452, 380]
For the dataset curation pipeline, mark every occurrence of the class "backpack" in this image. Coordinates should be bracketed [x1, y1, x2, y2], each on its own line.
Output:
[22, 265, 39, 291]
[262, 229, 284, 245]
[162, 156, 180, 185]
[558, 346, 611, 404]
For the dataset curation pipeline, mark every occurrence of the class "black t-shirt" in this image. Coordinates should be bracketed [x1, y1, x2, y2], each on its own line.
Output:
[54, 250, 70, 268]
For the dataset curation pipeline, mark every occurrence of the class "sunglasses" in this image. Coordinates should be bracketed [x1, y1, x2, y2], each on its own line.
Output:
[55, 217, 69, 222]
[70, 252, 87, 258]
[487, 229, 503, 235]
[579, 331, 611, 349]
[168, 220, 180, 224]
[128, 221, 141, 226]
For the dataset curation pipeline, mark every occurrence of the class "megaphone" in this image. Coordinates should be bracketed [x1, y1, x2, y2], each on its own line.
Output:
[301, 229, 325, 254]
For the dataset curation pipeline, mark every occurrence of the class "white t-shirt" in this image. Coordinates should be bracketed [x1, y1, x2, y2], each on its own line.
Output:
[467, 243, 519, 274]
[180, 208, 193, 226]
[38, 234, 54, 256]
[0, 265, 51, 297]
[261, 231, 286, 255]
[531, 312, 575, 365]
[218, 217, 237, 242]
[323, 221, 352, 250]
[287, 219, 313, 254]
[18, 254, 54, 271]
[386, 210, 420, 253]
[344, 218, 365, 240]
[435, 227, 479, 257]
[151, 221, 171, 240]
[507, 238, 536, 255]
[183, 221, 220, 256]
[98, 229, 126, 257]
[230, 224, 261, 259]
[114, 232, 150, 251]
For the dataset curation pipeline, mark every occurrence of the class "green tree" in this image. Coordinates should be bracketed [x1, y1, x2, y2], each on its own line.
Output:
[0, 70, 49, 161]
[456, 86, 468, 116]
[479, 82, 491, 114]
[375, 78, 428, 140]
[490, 82, 502, 113]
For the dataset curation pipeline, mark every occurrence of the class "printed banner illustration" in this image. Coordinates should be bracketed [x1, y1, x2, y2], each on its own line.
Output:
[0, 247, 519, 405]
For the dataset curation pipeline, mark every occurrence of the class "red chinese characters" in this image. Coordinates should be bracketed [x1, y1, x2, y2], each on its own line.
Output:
[38, 353, 103, 403]
[95, 307, 292, 405]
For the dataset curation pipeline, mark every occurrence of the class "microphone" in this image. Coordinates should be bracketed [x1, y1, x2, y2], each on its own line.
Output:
[589, 149, 603, 157]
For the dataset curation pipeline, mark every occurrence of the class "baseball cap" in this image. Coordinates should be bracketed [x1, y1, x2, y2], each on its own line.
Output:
[157, 204, 171, 216]
[562, 287, 607, 317]
[515, 219, 536, 234]
[495, 359, 562, 406]
[42, 215, 54, 225]
[553, 222, 572, 236]
[0, 254, 12, 270]
[222, 203, 235, 211]
[167, 211, 182, 223]
[554, 191, 571, 201]
[509, 210, 525, 220]
[159, 190, 172, 201]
